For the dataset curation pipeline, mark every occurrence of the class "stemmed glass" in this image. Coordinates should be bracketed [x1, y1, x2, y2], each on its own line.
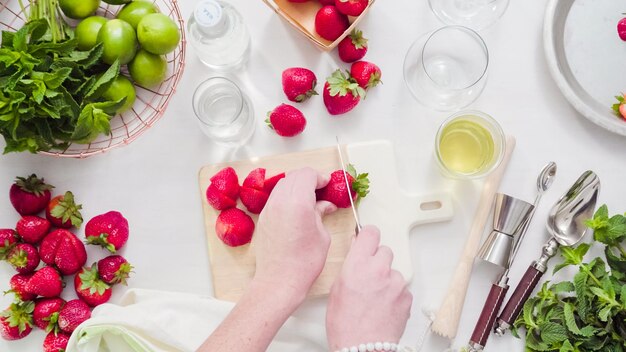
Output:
[428, 0, 510, 31]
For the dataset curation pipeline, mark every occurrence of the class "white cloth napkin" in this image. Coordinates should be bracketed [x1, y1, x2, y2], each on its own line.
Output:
[65, 288, 328, 352]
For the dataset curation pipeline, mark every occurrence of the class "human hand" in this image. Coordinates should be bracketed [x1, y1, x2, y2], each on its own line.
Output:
[326, 226, 413, 350]
[253, 167, 337, 304]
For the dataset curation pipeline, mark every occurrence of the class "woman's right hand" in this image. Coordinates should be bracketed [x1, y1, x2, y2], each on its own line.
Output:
[326, 226, 413, 350]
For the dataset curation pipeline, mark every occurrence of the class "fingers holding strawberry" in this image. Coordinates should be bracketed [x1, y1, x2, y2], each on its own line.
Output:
[316, 164, 370, 208]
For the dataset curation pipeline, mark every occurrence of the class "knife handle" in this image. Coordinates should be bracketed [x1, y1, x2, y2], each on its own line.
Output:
[496, 264, 544, 334]
[468, 283, 509, 350]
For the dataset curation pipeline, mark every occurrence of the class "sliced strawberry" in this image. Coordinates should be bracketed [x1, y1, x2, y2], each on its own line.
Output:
[316, 164, 370, 208]
[240, 188, 270, 214]
[206, 185, 237, 210]
[263, 173, 286, 194]
[243, 168, 266, 190]
[210, 167, 240, 200]
[215, 208, 255, 247]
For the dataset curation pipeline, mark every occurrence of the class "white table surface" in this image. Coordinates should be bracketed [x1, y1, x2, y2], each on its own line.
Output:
[2, 0, 626, 351]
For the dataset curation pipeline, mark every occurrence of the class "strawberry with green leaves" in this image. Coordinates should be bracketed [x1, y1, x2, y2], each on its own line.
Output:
[10, 174, 54, 216]
[97, 255, 133, 285]
[316, 164, 369, 208]
[57, 299, 91, 334]
[40, 229, 87, 275]
[7, 273, 37, 301]
[350, 61, 382, 90]
[7, 243, 40, 274]
[46, 191, 83, 229]
[0, 229, 19, 260]
[85, 211, 129, 253]
[323, 70, 366, 115]
[282, 67, 318, 103]
[43, 331, 71, 352]
[74, 265, 112, 307]
[33, 297, 65, 332]
[338, 29, 368, 63]
[0, 301, 34, 340]
[612, 94, 626, 120]
[16, 215, 51, 244]
[335, 0, 368, 16]
[25, 267, 64, 298]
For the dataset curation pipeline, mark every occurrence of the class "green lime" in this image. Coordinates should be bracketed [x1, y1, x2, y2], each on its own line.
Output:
[75, 16, 108, 51]
[102, 75, 136, 113]
[129, 49, 167, 88]
[59, 0, 100, 19]
[137, 13, 180, 55]
[102, 0, 131, 4]
[117, 1, 159, 30]
[97, 19, 138, 65]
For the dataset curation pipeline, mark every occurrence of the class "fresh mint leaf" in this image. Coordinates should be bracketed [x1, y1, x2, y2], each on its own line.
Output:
[555, 244, 590, 273]
[84, 59, 120, 101]
[539, 321, 569, 345]
[559, 340, 575, 352]
[551, 281, 575, 294]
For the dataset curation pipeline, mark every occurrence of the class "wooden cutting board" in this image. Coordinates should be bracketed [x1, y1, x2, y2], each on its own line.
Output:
[198, 140, 454, 302]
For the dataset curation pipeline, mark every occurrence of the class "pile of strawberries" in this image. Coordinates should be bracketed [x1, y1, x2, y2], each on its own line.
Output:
[287, 0, 369, 43]
[206, 165, 369, 247]
[0, 175, 132, 352]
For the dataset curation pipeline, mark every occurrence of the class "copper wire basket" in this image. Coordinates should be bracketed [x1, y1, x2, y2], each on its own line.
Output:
[0, 0, 186, 158]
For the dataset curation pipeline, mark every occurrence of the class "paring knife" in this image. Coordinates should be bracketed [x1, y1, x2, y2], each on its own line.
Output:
[336, 136, 362, 234]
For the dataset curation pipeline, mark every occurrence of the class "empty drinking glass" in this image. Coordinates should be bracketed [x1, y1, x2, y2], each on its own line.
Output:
[403, 26, 488, 111]
[429, 0, 510, 31]
[192, 77, 255, 146]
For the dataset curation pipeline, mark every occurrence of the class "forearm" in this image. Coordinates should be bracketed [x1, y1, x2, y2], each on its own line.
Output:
[197, 279, 304, 352]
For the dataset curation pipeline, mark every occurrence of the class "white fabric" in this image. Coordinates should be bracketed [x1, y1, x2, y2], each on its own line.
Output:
[65, 288, 328, 352]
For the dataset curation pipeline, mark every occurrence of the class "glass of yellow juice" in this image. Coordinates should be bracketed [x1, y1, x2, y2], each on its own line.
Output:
[435, 110, 505, 179]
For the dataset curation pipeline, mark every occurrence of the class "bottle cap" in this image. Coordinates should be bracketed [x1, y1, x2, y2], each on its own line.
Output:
[194, 0, 223, 28]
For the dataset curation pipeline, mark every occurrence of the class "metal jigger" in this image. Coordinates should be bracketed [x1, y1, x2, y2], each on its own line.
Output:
[477, 193, 535, 268]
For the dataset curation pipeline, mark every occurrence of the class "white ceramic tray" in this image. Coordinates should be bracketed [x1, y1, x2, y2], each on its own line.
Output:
[544, 0, 626, 136]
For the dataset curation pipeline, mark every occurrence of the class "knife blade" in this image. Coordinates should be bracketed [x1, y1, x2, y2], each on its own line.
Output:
[335, 136, 362, 234]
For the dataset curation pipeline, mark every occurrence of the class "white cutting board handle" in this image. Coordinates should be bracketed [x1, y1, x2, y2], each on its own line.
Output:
[347, 140, 454, 281]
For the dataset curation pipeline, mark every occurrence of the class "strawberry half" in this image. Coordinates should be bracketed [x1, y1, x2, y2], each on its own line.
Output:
[40, 229, 87, 276]
[315, 5, 349, 41]
[97, 255, 133, 285]
[74, 265, 112, 307]
[57, 299, 91, 334]
[43, 331, 71, 352]
[241, 168, 269, 214]
[215, 208, 255, 247]
[323, 70, 365, 115]
[266, 104, 307, 137]
[206, 167, 240, 211]
[10, 174, 54, 216]
[16, 215, 51, 244]
[7, 243, 40, 274]
[338, 29, 368, 63]
[0, 229, 19, 260]
[25, 267, 64, 298]
[85, 211, 129, 253]
[335, 0, 368, 17]
[0, 301, 34, 341]
[7, 273, 37, 301]
[46, 191, 83, 229]
[282, 67, 318, 103]
[316, 164, 370, 208]
[350, 60, 382, 90]
[263, 173, 286, 194]
[33, 297, 65, 332]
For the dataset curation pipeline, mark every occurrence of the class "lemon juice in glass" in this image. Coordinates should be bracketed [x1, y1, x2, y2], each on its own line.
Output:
[435, 111, 505, 179]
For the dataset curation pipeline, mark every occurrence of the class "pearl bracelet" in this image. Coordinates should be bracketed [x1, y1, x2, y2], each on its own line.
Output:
[334, 341, 398, 352]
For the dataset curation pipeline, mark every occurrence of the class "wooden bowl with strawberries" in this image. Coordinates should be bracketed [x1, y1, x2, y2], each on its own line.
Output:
[262, 0, 375, 51]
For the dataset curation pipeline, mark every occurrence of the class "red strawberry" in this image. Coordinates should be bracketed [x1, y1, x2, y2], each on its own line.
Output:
[315, 6, 349, 41]
[266, 104, 307, 137]
[288, 0, 308, 2]
[316, 164, 370, 208]
[206, 167, 240, 211]
[57, 299, 91, 334]
[26, 267, 63, 298]
[263, 173, 286, 194]
[241, 168, 270, 214]
[7, 273, 37, 301]
[16, 216, 51, 244]
[243, 168, 266, 190]
[215, 208, 255, 247]
[43, 331, 71, 352]
[85, 211, 129, 253]
[46, 191, 83, 229]
[0, 301, 34, 340]
[323, 70, 365, 115]
[97, 255, 133, 285]
[319, 0, 334, 4]
[350, 60, 382, 90]
[618, 18, 626, 41]
[74, 265, 112, 307]
[335, 0, 368, 16]
[7, 243, 40, 274]
[0, 229, 19, 260]
[338, 29, 367, 63]
[9, 174, 54, 216]
[40, 229, 87, 275]
[33, 297, 65, 332]
[282, 67, 318, 103]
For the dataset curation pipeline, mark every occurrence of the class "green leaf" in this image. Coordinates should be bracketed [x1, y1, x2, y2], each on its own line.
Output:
[559, 340, 575, 352]
[84, 59, 120, 101]
[551, 281, 575, 294]
[590, 287, 617, 306]
[597, 304, 612, 322]
[539, 321, 569, 345]
[523, 298, 539, 329]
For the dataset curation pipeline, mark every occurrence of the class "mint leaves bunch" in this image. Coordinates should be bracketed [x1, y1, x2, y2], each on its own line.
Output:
[512, 205, 626, 351]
